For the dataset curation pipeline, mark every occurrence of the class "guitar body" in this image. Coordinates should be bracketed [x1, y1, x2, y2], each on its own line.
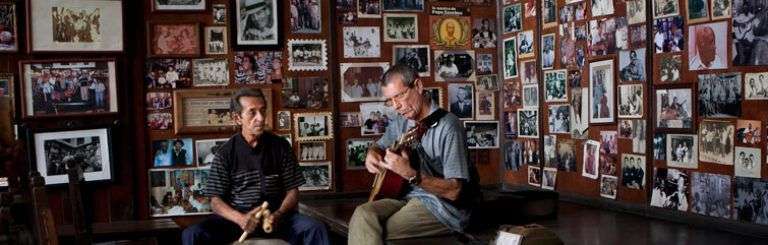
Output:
[369, 169, 407, 202]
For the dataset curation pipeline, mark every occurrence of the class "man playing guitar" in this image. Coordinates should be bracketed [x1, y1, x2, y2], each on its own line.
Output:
[348, 65, 480, 244]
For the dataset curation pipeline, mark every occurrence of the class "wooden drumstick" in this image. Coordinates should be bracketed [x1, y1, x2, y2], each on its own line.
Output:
[237, 202, 269, 243]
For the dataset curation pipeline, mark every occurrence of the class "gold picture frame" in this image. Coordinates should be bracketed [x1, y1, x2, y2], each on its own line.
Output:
[173, 88, 272, 134]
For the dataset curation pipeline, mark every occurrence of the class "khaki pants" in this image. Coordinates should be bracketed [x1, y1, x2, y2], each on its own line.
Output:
[348, 198, 452, 245]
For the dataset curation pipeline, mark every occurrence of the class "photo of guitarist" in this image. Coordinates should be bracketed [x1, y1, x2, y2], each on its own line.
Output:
[348, 64, 480, 244]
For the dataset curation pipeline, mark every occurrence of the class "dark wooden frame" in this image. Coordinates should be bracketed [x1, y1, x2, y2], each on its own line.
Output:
[229, 0, 283, 50]
[172, 88, 273, 134]
[0, 2, 18, 52]
[0, 73, 15, 115]
[26, 0, 125, 53]
[146, 21, 201, 58]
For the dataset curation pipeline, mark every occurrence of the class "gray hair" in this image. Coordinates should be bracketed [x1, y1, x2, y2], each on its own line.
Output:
[230, 88, 266, 114]
[382, 64, 419, 87]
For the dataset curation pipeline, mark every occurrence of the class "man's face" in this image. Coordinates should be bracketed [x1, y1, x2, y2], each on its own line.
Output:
[234, 96, 267, 136]
[696, 28, 717, 65]
[446, 22, 455, 36]
[382, 76, 423, 120]
[457, 88, 468, 102]
[252, 6, 271, 26]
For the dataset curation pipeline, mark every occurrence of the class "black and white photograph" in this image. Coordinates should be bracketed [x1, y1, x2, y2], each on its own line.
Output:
[686, 0, 710, 23]
[734, 177, 768, 224]
[358, 0, 381, 18]
[658, 55, 681, 83]
[299, 161, 331, 191]
[393, 45, 430, 77]
[589, 60, 614, 123]
[591, 0, 614, 17]
[287, 39, 327, 71]
[346, 138, 373, 170]
[212, 4, 227, 24]
[615, 18, 629, 50]
[650, 168, 689, 212]
[691, 172, 732, 219]
[343, 26, 381, 58]
[503, 111, 517, 138]
[299, 141, 326, 161]
[147, 112, 173, 130]
[234, 51, 283, 85]
[653, 133, 666, 161]
[570, 87, 588, 139]
[600, 175, 618, 199]
[627, 0, 646, 25]
[277, 110, 291, 130]
[235, 0, 279, 46]
[192, 59, 229, 87]
[583, 140, 600, 179]
[448, 83, 475, 120]
[630, 25, 647, 48]
[282, 76, 329, 109]
[653, 16, 684, 53]
[521, 60, 538, 84]
[541, 34, 555, 69]
[472, 18, 496, 48]
[34, 128, 112, 185]
[735, 146, 761, 178]
[465, 121, 499, 149]
[518, 109, 539, 138]
[556, 139, 576, 172]
[434, 50, 476, 82]
[698, 73, 742, 118]
[518, 31, 535, 58]
[204, 26, 228, 55]
[149, 168, 212, 217]
[732, 0, 768, 65]
[503, 37, 518, 79]
[384, 14, 417, 42]
[504, 3, 523, 33]
[360, 102, 396, 136]
[618, 84, 643, 118]
[688, 22, 728, 70]
[340, 62, 388, 102]
[195, 138, 227, 166]
[542, 0, 556, 28]
[0, 3, 18, 52]
[736, 120, 761, 146]
[382, 0, 423, 11]
[544, 69, 567, 102]
[528, 166, 542, 187]
[542, 168, 557, 190]
[522, 140, 539, 166]
[146, 92, 172, 111]
[294, 112, 334, 141]
[619, 49, 646, 82]
[698, 120, 734, 165]
[667, 134, 698, 169]
[522, 84, 539, 109]
[620, 120, 633, 138]
[633, 120, 647, 154]
[290, 0, 322, 34]
[476, 53, 493, 75]
[503, 80, 522, 108]
[30, 0, 123, 52]
[476, 75, 499, 91]
[656, 88, 693, 128]
[544, 135, 557, 168]
[744, 72, 768, 100]
[340, 112, 362, 128]
[146, 59, 192, 89]
[548, 104, 571, 134]
[504, 140, 524, 171]
[621, 154, 646, 189]
[475, 90, 495, 120]
[711, 0, 731, 20]
[653, 0, 680, 18]
[153, 138, 194, 167]
[425, 86, 445, 108]
[154, 0, 205, 11]
[588, 18, 618, 56]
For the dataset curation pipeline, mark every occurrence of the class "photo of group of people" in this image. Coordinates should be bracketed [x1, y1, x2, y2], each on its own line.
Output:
[651, 168, 689, 211]
[233, 51, 283, 85]
[346, 139, 373, 170]
[282, 77, 329, 109]
[465, 121, 499, 149]
[153, 138, 194, 167]
[360, 102, 394, 136]
[149, 168, 211, 217]
[25, 61, 116, 117]
[146, 59, 192, 89]
[691, 172, 732, 219]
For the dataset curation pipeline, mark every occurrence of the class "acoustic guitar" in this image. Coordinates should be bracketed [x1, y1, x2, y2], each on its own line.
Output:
[368, 125, 424, 202]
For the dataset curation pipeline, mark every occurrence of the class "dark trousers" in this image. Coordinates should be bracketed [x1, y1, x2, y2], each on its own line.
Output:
[182, 213, 329, 245]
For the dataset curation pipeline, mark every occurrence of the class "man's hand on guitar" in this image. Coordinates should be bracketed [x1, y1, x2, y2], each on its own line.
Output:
[365, 147, 385, 174]
[383, 149, 418, 180]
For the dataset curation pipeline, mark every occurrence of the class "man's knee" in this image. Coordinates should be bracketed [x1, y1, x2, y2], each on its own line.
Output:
[350, 202, 377, 223]
[181, 223, 206, 245]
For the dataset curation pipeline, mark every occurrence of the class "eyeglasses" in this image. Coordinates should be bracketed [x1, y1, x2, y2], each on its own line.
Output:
[384, 87, 412, 107]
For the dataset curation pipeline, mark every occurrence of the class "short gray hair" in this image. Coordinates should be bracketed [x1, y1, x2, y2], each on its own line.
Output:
[230, 88, 266, 114]
[382, 64, 419, 87]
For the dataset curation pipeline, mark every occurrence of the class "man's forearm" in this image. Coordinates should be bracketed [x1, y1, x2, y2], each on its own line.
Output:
[211, 197, 244, 223]
[418, 175, 462, 201]
[277, 188, 299, 214]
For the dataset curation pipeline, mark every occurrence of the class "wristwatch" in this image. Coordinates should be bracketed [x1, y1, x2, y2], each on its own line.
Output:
[407, 172, 421, 186]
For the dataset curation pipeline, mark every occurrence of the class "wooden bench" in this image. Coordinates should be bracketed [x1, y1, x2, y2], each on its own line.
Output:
[57, 219, 181, 244]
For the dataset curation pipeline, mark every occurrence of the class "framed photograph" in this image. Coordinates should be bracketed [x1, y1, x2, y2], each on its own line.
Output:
[28, 0, 123, 52]
[745, 72, 768, 100]
[204, 26, 228, 55]
[212, 4, 227, 24]
[548, 104, 570, 134]
[503, 111, 517, 138]
[299, 161, 331, 191]
[542, 0, 556, 28]
[618, 84, 643, 118]
[521, 60, 537, 84]
[698, 73, 741, 118]
[653, 0, 680, 18]
[382, 0, 423, 11]
[544, 69, 567, 102]
[503, 3, 522, 33]
[619, 49, 646, 82]
[147, 112, 173, 130]
[340, 112, 362, 128]
[621, 154, 646, 189]
[543, 135, 556, 168]
[592, 0, 614, 17]
[503, 140, 523, 171]
[517, 31, 534, 58]
[276, 110, 291, 131]
[33, 127, 113, 185]
[434, 50, 476, 82]
[299, 141, 326, 161]
[570, 88, 588, 139]
[290, 0, 321, 33]
[147, 22, 200, 57]
[195, 138, 227, 166]
[736, 119, 761, 146]
[517, 109, 539, 138]
[384, 14, 417, 43]
[735, 147, 762, 177]
[691, 172, 732, 219]
[632, 120, 647, 154]
[735, 178, 768, 224]
[340, 63, 388, 102]
[357, 0, 381, 18]
[233, 0, 280, 47]
[698, 120, 734, 165]
[667, 134, 698, 169]
[711, 0, 731, 20]
[448, 83, 474, 120]
[392, 45, 430, 77]
[588, 18, 618, 56]
[287, 39, 328, 71]
[174, 88, 271, 134]
[146, 92, 172, 111]
[503, 80, 522, 108]
[360, 102, 396, 136]
[476, 74, 498, 91]
[627, 0, 646, 25]
[276, 79, 325, 110]
[688, 22, 727, 70]
[343, 26, 381, 58]
[528, 166, 542, 187]
[152, 138, 194, 167]
[0, 3, 18, 52]
[656, 88, 692, 129]
[153, 0, 206, 11]
[541, 33, 555, 70]
[149, 168, 212, 217]
[654, 17, 684, 53]
[476, 53, 493, 75]
[425, 86, 445, 108]
[430, 16, 471, 49]
[582, 140, 600, 179]
[145, 59, 193, 89]
[20, 59, 118, 118]
[472, 18, 496, 48]
[347, 138, 373, 170]
[542, 167, 557, 190]
[588, 59, 615, 124]
[686, 0, 709, 23]
[503, 37, 518, 79]
[475, 90, 495, 120]
[650, 168, 689, 211]
[294, 112, 333, 141]
[600, 175, 618, 199]
[233, 51, 282, 84]
[192, 59, 229, 87]
[556, 139, 576, 172]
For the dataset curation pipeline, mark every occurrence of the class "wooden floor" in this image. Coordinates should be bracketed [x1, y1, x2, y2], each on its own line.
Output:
[539, 202, 768, 245]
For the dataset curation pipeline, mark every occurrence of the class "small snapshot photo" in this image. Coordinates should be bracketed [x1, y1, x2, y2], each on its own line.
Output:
[503, 37, 518, 79]
[448, 83, 475, 120]
[542, 168, 557, 190]
[618, 84, 644, 118]
[343, 26, 381, 58]
[667, 134, 698, 169]
[688, 22, 728, 70]
[653, 17, 685, 53]
[146, 59, 192, 89]
[653, 0, 680, 18]
[691, 172, 732, 219]
[592, 0, 615, 17]
[288, 39, 327, 71]
[299, 141, 326, 161]
[384, 14, 418, 42]
[146, 92, 172, 111]
[521, 59, 538, 84]
[517, 109, 539, 138]
[295, 112, 334, 141]
[476, 75, 499, 91]
[589, 59, 615, 124]
[392, 45, 430, 77]
[290, 0, 322, 34]
[503, 3, 522, 33]
[204, 26, 228, 55]
[277, 110, 292, 131]
[698, 120, 734, 165]
[149, 168, 212, 217]
[544, 69, 568, 102]
[600, 175, 618, 199]
[299, 161, 331, 191]
[619, 49, 646, 82]
[698, 73, 742, 118]
[212, 4, 226, 24]
[147, 112, 173, 130]
[475, 90, 495, 120]
[504, 140, 523, 171]
[382, 0, 424, 11]
[744, 72, 768, 100]
[340, 112, 362, 128]
[658, 55, 682, 83]
[650, 168, 689, 212]
[621, 154, 646, 189]
[192, 59, 229, 87]
[152, 138, 194, 167]
[528, 166, 542, 187]
[656, 88, 693, 128]
[360, 102, 396, 136]
[734, 146, 761, 178]
[434, 50, 476, 82]
[522, 84, 539, 109]
[541, 34, 555, 69]
[195, 138, 227, 166]
[464, 121, 499, 149]
[476, 53, 493, 75]
[582, 140, 600, 179]
[346, 138, 374, 170]
[518, 31, 535, 58]
[472, 18, 497, 48]
[548, 104, 571, 134]
[736, 119, 761, 146]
